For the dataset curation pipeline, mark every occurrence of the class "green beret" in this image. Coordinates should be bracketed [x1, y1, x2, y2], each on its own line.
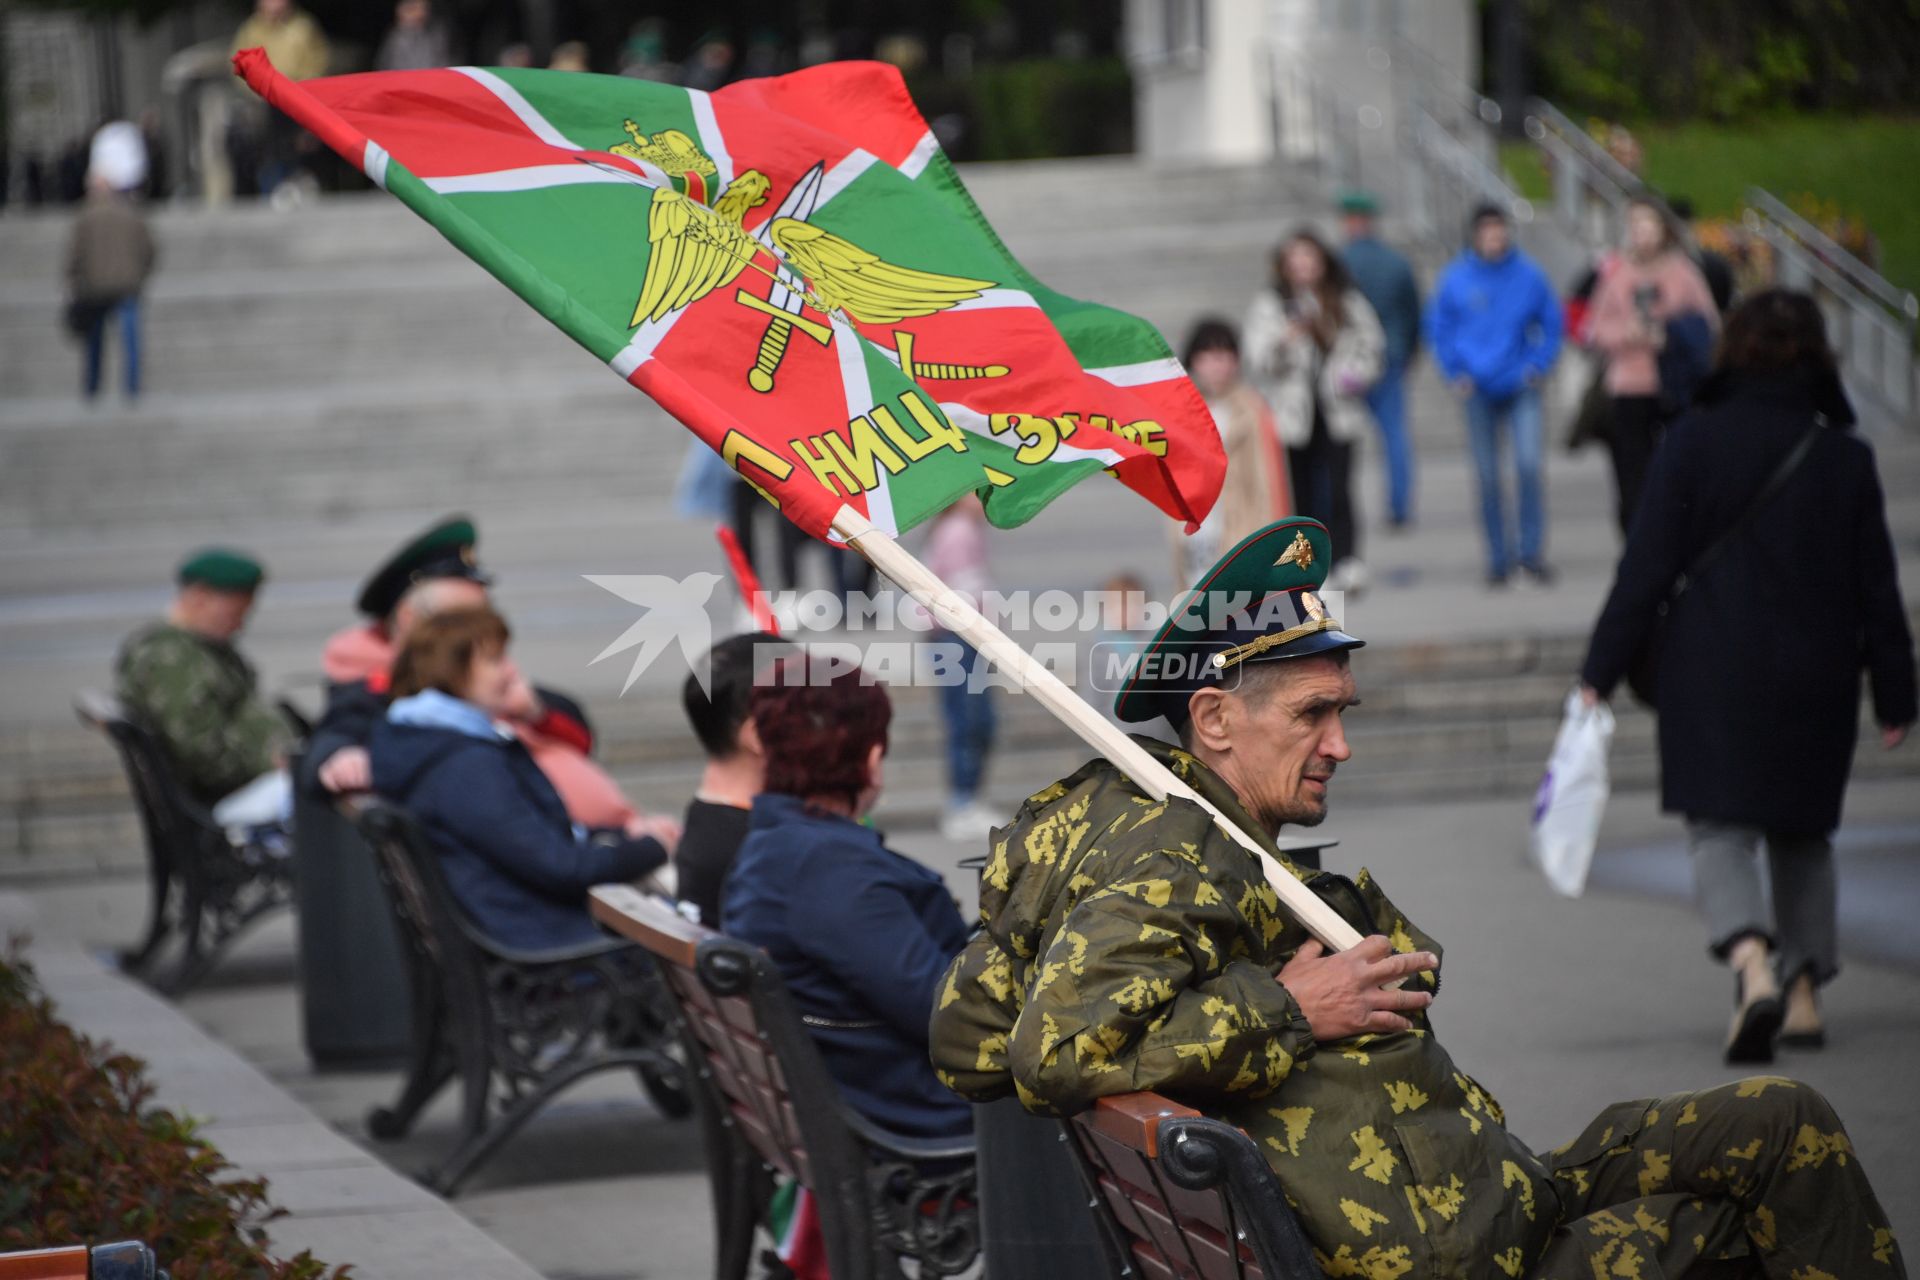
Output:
[355, 514, 490, 618]
[1336, 189, 1380, 215]
[177, 547, 265, 593]
[1111, 518, 1364, 726]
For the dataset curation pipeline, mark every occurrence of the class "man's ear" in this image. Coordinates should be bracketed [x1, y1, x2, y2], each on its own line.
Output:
[735, 716, 764, 759]
[1185, 687, 1236, 756]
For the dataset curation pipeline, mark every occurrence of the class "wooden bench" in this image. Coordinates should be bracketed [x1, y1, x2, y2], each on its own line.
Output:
[74, 692, 295, 995]
[1065, 1093, 1320, 1280]
[0, 1242, 161, 1280]
[349, 798, 691, 1195]
[590, 884, 981, 1280]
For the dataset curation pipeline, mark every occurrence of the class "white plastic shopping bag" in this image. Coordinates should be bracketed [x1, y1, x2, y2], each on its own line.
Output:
[1529, 689, 1615, 897]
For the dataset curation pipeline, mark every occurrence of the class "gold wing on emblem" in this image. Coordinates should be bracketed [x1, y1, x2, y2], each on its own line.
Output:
[631, 189, 760, 327]
[766, 218, 994, 325]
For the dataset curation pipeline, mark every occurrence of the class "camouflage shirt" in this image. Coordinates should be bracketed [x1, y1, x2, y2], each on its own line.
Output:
[930, 738, 1559, 1279]
[115, 623, 288, 805]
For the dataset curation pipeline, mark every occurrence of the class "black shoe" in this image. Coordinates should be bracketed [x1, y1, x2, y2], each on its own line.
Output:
[1486, 571, 1510, 590]
[1725, 977, 1784, 1065]
[1520, 561, 1557, 586]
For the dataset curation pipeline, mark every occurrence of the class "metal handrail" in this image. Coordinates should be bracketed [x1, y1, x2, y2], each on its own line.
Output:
[1272, 26, 1915, 429]
[1745, 186, 1919, 328]
[1522, 98, 1642, 202]
[1411, 109, 1529, 219]
[1385, 34, 1503, 131]
[1267, 51, 1364, 195]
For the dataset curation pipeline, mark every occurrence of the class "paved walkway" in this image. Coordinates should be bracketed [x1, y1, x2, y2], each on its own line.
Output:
[0, 895, 545, 1280]
[13, 768, 1918, 1276]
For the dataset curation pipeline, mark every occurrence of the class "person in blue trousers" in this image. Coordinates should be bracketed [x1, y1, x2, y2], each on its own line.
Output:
[1339, 191, 1423, 528]
[1425, 203, 1564, 587]
[67, 172, 155, 401]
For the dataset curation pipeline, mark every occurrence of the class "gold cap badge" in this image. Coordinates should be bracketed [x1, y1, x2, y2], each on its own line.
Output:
[1275, 531, 1315, 571]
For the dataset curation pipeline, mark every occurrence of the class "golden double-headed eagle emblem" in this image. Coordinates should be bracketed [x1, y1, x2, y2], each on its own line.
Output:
[593, 124, 1008, 393]
[1275, 531, 1315, 571]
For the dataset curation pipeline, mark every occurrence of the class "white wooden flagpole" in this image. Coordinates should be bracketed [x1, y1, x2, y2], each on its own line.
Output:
[831, 505, 1367, 955]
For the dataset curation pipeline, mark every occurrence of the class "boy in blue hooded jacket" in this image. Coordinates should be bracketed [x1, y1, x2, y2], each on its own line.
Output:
[1425, 203, 1564, 586]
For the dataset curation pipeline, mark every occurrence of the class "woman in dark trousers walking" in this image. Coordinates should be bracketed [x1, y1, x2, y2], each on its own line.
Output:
[1580, 290, 1915, 1064]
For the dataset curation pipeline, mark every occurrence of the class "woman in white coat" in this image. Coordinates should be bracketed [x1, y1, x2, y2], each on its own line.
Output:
[1245, 229, 1385, 590]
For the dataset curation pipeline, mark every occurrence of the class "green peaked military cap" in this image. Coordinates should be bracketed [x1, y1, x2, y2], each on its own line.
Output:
[355, 514, 490, 618]
[1337, 189, 1380, 215]
[177, 547, 265, 593]
[1112, 517, 1365, 726]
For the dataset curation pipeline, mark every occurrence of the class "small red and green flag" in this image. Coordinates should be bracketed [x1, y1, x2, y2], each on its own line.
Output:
[234, 52, 1225, 541]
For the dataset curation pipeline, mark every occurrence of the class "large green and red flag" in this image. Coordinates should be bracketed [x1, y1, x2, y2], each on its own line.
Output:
[234, 52, 1224, 541]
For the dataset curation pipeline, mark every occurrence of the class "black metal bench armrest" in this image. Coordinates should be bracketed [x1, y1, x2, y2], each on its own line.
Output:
[475, 934, 641, 967]
[840, 1106, 978, 1164]
[1157, 1116, 1322, 1279]
[91, 1240, 163, 1280]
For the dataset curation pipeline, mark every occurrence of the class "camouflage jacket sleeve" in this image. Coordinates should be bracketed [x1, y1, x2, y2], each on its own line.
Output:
[931, 931, 1024, 1102]
[117, 631, 286, 799]
[1004, 848, 1315, 1115]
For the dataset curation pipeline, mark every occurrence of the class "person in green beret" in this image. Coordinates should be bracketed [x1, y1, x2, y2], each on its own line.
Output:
[1338, 190, 1423, 530]
[931, 517, 1903, 1279]
[116, 548, 294, 832]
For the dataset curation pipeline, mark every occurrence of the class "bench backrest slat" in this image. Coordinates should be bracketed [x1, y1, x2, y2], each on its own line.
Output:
[0, 1245, 90, 1280]
[592, 886, 819, 1181]
[1066, 1094, 1311, 1280]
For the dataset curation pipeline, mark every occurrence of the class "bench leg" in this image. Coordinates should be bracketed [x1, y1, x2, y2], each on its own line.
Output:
[153, 887, 216, 996]
[430, 1054, 618, 1197]
[368, 1005, 453, 1141]
[710, 1145, 764, 1280]
[119, 866, 174, 975]
[632, 1044, 694, 1119]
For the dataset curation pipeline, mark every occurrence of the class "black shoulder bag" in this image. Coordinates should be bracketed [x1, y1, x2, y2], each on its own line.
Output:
[1625, 422, 1823, 707]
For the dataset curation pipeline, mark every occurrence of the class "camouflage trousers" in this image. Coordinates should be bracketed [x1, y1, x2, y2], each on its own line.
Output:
[1533, 1077, 1905, 1279]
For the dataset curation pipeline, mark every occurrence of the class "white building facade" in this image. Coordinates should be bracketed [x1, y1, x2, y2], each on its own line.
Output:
[1124, 0, 1478, 170]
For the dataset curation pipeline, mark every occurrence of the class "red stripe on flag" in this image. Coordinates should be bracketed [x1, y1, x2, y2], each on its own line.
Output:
[713, 61, 930, 172]
[234, 53, 571, 180]
[239, 56, 605, 180]
[234, 48, 375, 174]
[303, 67, 589, 177]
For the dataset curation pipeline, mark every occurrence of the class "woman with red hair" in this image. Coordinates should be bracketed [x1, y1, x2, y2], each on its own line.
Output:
[720, 654, 972, 1140]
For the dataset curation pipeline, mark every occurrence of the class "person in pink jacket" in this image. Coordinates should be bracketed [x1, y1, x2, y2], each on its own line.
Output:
[1589, 196, 1720, 532]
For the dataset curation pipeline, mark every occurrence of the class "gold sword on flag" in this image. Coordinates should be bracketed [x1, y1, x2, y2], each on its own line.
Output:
[890, 329, 1009, 381]
[739, 162, 829, 393]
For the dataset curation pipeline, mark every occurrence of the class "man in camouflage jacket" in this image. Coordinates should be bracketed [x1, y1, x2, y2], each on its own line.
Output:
[116, 548, 290, 809]
[930, 518, 1902, 1279]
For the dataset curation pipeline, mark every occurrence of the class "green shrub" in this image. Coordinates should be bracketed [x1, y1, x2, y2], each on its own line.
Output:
[1518, 0, 1919, 119]
[0, 953, 348, 1280]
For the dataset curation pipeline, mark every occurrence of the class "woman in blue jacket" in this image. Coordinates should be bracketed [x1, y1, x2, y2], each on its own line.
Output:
[369, 607, 673, 951]
[721, 654, 972, 1140]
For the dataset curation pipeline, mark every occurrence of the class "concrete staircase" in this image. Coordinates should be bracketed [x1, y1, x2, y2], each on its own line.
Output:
[4, 156, 1916, 881]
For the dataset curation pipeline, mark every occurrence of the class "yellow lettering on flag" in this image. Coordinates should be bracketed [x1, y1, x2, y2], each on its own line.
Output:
[721, 430, 795, 505]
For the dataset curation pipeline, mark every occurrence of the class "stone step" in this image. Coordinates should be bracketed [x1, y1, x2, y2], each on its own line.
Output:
[0, 157, 1310, 401]
[0, 160, 1306, 279]
[0, 256, 1278, 399]
[0, 363, 1490, 538]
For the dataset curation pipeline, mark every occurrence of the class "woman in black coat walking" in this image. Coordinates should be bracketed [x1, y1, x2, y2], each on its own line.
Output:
[1581, 289, 1914, 1064]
